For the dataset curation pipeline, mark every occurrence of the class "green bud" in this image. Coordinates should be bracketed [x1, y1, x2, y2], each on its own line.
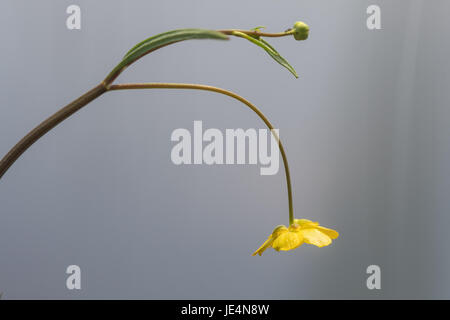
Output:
[292, 21, 309, 40]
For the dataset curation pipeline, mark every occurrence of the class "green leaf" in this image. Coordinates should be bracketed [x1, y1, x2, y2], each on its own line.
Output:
[106, 29, 229, 81]
[251, 26, 266, 32]
[257, 38, 278, 54]
[232, 31, 298, 78]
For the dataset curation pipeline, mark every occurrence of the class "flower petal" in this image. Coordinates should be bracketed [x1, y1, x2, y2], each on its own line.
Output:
[316, 226, 339, 239]
[252, 235, 273, 256]
[300, 228, 332, 247]
[294, 219, 319, 227]
[272, 225, 289, 236]
[252, 225, 289, 256]
[272, 231, 303, 251]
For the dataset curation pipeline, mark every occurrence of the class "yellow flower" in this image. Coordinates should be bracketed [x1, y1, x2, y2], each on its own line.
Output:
[252, 219, 339, 256]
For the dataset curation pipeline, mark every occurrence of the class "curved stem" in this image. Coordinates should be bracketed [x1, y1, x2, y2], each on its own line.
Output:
[109, 82, 295, 225]
[0, 83, 107, 180]
[1, 27, 297, 224]
[0, 81, 295, 225]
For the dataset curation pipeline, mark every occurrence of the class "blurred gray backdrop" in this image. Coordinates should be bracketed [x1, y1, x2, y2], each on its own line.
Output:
[1, 0, 449, 299]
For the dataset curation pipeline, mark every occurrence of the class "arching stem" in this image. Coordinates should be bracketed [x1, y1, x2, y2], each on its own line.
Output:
[0, 81, 295, 225]
[0, 83, 107, 180]
[109, 83, 295, 225]
[1, 26, 298, 225]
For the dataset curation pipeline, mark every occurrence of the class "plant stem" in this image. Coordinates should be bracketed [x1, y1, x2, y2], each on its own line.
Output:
[109, 82, 295, 225]
[218, 29, 294, 38]
[0, 83, 107, 179]
[0, 81, 295, 225]
[1, 27, 297, 224]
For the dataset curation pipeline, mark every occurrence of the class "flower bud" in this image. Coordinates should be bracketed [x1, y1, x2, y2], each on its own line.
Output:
[292, 21, 309, 40]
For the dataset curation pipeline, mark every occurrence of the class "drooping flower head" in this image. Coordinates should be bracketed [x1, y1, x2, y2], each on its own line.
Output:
[252, 219, 338, 256]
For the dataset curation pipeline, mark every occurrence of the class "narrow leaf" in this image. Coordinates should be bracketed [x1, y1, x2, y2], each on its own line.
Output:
[232, 31, 298, 78]
[107, 29, 229, 81]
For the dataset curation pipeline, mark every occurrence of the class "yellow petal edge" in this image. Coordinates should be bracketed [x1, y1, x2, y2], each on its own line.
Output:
[252, 219, 339, 256]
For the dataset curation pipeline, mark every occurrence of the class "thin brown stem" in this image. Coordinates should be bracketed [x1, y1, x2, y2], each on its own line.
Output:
[0, 83, 107, 179]
[109, 82, 295, 224]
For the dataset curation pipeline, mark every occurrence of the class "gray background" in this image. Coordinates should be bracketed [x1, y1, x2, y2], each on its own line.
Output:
[0, 0, 449, 299]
